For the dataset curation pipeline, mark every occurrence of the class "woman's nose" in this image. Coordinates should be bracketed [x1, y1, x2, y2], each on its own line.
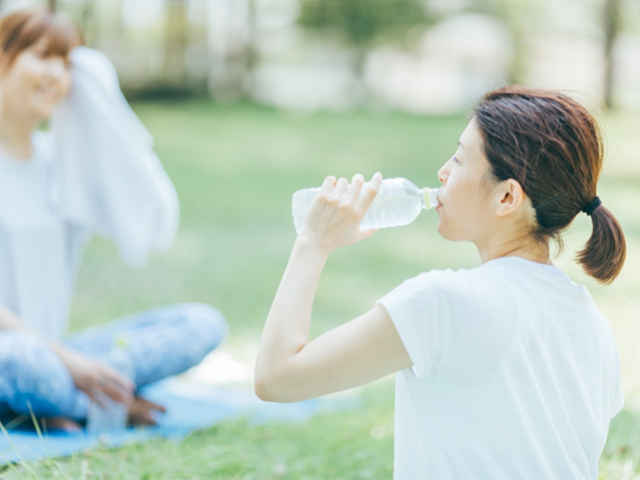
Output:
[438, 166, 448, 184]
[43, 58, 66, 82]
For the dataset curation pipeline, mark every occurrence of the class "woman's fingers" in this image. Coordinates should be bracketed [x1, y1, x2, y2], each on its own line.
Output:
[356, 172, 382, 215]
[319, 176, 336, 196]
[95, 366, 134, 404]
[104, 367, 134, 394]
[345, 173, 364, 207]
[87, 387, 105, 407]
[332, 177, 349, 201]
[132, 412, 156, 426]
[128, 396, 166, 426]
[98, 379, 131, 404]
[108, 368, 134, 393]
[134, 396, 166, 413]
[309, 176, 336, 224]
[128, 404, 155, 425]
[301, 172, 382, 251]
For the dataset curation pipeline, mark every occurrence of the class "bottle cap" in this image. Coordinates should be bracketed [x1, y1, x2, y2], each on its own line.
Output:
[422, 187, 439, 209]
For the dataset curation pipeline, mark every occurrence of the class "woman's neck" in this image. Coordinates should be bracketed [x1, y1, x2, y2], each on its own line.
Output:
[476, 234, 551, 266]
[0, 101, 38, 161]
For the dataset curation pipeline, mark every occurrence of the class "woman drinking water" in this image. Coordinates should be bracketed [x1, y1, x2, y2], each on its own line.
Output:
[256, 86, 626, 478]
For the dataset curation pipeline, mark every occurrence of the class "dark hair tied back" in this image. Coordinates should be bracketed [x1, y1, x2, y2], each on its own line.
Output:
[582, 196, 601, 216]
[474, 86, 626, 284]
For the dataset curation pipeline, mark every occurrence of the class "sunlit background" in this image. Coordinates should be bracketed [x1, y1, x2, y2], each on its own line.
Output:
[3, 0, 637, 112]
[1, 0, 639, 478]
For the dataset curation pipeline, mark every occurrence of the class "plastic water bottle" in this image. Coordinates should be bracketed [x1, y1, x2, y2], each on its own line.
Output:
[86, 338, 132, 434]
[86, 390, 129, 434]
[292, 177, 439, 234]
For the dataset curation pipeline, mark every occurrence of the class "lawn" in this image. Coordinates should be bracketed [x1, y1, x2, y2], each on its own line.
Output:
[2, 100, 639, 478]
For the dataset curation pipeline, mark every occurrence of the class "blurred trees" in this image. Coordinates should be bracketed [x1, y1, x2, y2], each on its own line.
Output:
[603, 0, 621, 110]
[299, 0, 431, 78]
[164, 0, 189, 85]
[472, 0, 628, 110]
[463, 0, 540, 84]
[246, 0, 258, 73]
[19, 0, 639, 109]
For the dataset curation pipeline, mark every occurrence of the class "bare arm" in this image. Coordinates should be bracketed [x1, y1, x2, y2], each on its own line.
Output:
[255, 173, 412, 402]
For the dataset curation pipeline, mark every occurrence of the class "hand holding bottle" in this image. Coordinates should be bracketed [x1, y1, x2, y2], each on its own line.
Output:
[54, 345, 134, 406]
[292, 175, 439, 234]
[299, 173, 382, 255]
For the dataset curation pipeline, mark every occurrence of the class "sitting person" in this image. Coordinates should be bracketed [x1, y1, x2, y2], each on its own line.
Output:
[0, 9, 227, 430]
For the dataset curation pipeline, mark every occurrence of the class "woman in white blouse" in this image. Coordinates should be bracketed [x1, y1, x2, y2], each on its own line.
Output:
[0, 9, 226, 430]
[256, 87, 627, 478]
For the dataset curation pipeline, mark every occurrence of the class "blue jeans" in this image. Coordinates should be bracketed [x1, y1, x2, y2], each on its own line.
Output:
[0, 303, 227, 420]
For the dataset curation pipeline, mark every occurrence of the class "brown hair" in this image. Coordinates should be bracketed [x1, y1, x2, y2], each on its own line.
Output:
[474, 86, 626, 284]
[0, 8, 81, 70]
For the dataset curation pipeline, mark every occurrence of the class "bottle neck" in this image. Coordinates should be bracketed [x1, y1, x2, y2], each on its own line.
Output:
[421, 187, 438, 209]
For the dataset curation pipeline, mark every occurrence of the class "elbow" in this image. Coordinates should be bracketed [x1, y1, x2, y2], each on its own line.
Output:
[254, 372, 284, 402]
[254, 375, 273, 402]
[253, 369, 301, 403]
[253, 361, 275, 401]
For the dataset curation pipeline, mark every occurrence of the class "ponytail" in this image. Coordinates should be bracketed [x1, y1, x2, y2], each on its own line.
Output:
[475, 86, 627, 285]
[575, 205, 626, 284]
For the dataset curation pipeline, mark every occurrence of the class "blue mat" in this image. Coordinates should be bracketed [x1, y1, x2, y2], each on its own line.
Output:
[0, 379, 359, 463]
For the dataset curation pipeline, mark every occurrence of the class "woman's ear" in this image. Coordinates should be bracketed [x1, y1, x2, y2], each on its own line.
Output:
[495, 178, 525, 217]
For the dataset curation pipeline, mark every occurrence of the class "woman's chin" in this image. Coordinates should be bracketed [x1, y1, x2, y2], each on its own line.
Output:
[436, 220, 447, 238]
[437, 221, 456, 241]
[31, 99, 60, 121]
[39, 104, 56, 118]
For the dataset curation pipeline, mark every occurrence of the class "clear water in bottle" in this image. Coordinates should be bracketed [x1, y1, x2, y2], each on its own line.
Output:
[292, 177, 439, 234]
[86, 390, 129, 434]
[86, 342, 132, 434]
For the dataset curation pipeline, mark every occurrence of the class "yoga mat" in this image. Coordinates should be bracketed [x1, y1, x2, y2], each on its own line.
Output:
[0, 379, 359, 464]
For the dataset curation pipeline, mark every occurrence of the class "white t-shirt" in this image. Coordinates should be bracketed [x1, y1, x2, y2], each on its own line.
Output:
[378, 256, 623, 480]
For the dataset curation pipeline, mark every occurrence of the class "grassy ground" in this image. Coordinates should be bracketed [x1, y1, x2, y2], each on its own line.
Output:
[2, 101, 639, 478]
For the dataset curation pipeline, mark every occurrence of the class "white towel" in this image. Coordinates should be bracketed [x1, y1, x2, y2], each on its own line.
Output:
[50, 46, 179, 267]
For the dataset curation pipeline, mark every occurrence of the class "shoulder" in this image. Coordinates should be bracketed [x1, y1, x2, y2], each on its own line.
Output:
[383, 268, 455, 303]
[380, 262, 517, 332]
[379, 264, 520, 382]
[394, 262, 505, 301]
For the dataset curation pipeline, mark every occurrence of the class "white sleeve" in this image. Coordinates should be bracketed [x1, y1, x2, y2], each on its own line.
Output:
[49, 46, 179, 267]
[607, 337, 624, 420]
[377, 269, 516, 382]
[377, 272, 445, 378]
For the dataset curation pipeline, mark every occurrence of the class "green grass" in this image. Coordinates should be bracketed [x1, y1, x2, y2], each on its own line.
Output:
[2, 101, 639, 478]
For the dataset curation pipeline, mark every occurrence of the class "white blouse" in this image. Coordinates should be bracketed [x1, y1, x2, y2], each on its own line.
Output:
[0, 47, 178, 339]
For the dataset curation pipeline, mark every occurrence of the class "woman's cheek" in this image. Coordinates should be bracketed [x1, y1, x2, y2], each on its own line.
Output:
[60, 75, 72, 98]
[21, 66, 41, 95]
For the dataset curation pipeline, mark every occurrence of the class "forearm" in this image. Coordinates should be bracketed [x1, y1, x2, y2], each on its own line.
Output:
[0, 306, 73, 366]
[255, 173, 383, 401]
[49, 342, 75, 367]
[255, 237, 328, 383]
